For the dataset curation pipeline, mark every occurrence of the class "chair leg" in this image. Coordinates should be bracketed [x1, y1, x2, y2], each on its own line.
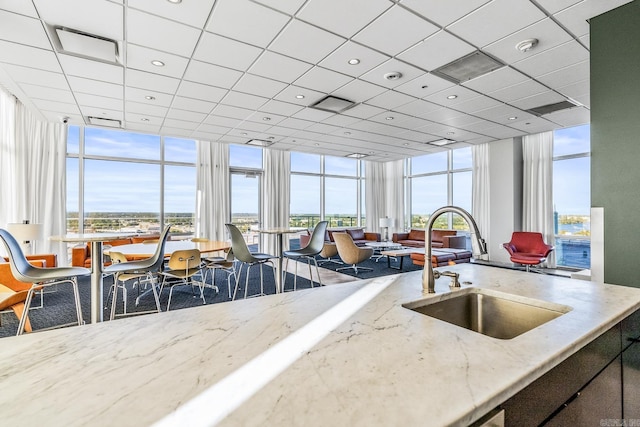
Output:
[150, 274, 161, 313]
[232, 264, 243, 300]
[283, 257, 290, 292]
[71, 278, 84, 327]
[110, 275, 119, 321]
[306, 258, 313, 289]
[311, 257, 322, 287]
[294, 257, 299, 291]
[244, 264, 252, 299]
[17, 288, 36, 335]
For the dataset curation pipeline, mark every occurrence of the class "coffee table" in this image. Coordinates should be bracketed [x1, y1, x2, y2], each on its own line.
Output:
[365, 241, 402, 262]
[380, 247, 423, 271]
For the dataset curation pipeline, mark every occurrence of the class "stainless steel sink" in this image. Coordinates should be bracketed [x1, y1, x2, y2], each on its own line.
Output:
[403, 288, 572, 339]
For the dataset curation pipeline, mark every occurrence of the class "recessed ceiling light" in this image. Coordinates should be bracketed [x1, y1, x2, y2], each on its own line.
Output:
[508, 116, 518, 120]
[344, 131, 351, 135]
[167, 0, 182, 3]
[383, 71, 402, 81]
[151, 60, 165, 67]
[516, 38, 539, 53]
[385, 116, 394, 120]
[447, 95, 458, 100]
[346, 153, 368, 159]
[369, 151, 374, 154]
[295, 94, 305, 99]
[267, 136, 275, 140]
[428, 138, 455, 147]
[145, 95, 156, 100]
[240, 132, 248, 136]
[141, 118, 149, 122]
[447, 132, 455, 135]
[314, 143, 320, 146]
[348, 58, 360, 65]
[263, 117, 271, 121]
[403, 143, 409, 146]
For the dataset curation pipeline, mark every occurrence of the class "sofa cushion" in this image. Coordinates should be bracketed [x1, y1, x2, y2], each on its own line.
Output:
[432, 229, 457, 242]
[407, 229, 425, 241]
[347, 228, 365, 240]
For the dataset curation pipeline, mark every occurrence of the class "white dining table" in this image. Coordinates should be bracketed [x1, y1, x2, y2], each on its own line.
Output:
[258, 228, 305, 294]
[50, 232, 136, 324]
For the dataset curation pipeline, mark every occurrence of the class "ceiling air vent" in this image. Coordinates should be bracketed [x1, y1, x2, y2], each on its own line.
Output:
[51, 26, 120, 65]
[88, 116, 121, 128]
[432, 51, 504, 83]
[310, 95, 356, 113]
[526, 100, 578, 116]
[246, 139, 275, 147]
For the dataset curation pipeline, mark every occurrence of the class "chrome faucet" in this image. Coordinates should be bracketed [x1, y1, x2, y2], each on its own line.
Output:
[422, 206, 488, 293]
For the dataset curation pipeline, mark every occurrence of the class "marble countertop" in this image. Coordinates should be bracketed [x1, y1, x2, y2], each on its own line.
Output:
[2, 264, 640, 427]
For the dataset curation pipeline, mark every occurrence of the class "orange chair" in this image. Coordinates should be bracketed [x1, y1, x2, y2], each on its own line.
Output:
[503, 232, 554, 272]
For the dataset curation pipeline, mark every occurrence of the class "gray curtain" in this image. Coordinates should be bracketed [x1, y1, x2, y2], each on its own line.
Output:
[262, 148, 290, 255]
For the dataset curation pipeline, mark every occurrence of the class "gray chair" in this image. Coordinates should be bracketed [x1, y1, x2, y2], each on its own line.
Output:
[202, 248, 236, 299]
[225, 223, 277, 300]
[283, 221, 328, 291]
[333, 232, 374, 275]
[103, 224, 171, 318]
[0, 228, 91, 335]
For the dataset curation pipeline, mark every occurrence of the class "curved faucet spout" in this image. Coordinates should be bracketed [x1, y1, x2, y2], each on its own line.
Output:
[422, 206, 488, 293]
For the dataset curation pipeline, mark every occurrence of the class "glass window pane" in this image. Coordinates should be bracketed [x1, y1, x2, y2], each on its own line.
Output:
[452, 171, 472, 231]
[164, 165, 196, 235]
[85, 128, 160, 160]
[230, 144, 262, 169]
[411, 175, 448, 229]
[67, 125, 80, 155]
[554, 124, 590, 157]
[291, 152, 320, 173]
[553, 157, 591, 232]
[325, 156, 357, 176]
[325, 177, 357, 227]
[66, 158, 79, 233]
[290, 175, 320, 228]
[84, 160, 160, 233]
[452, 147, 472, 170]
[231, 174, 260, 242]
[412, 152, 448, 175]
[165, 137, 196, 163]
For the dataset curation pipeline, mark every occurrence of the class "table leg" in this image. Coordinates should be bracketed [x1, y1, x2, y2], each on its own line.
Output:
[276, 233, 283, 293]
[90, 241, 104, 323]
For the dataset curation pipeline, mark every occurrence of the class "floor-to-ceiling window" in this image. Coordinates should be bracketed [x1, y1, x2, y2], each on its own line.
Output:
[553, 124, 590, 269]
[289, 153, 364, 228]
[66, 126, 196, 236]
[408, 147, 472, 231]
[229, 144, 262, 243]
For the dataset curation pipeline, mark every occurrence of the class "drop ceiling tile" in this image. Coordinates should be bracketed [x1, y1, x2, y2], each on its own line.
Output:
[321, 114, 361, 127]
[331, 79, 387, 104]
[234, 74, 288, 99]
[220, 91, 268, 110]
[267, 126, 301, 137]
[162, 118, 201, 131]
[191, 131, 223, 142]
[40, 111, 83, 124]
[60, 54, 123, 84]
[369, 111, 413, 125]
[275, 85, 325, 107]
[342, 103, 386, 119]
[69, 76, 122, 99]
[246, 111, 287, 125]
[0, 9, 51, 49]
[0, 64, 68, 89]
[397, 30, 476, 71]
[278, 117, 314, 130]
[489, 79, 548, 103]
[127, 9, 200, 57]
[33, 0, 123, 41]
[165, 108, 206, 123]
[297, 0, 391, 38]
[171, 96, 216, 114]
[545, 106, 590, 127]
[0, 1, 38, 17]
[125, 100, 168, 117]
[399, 0, 491, 27]
[393, 99, 441, 116]
[128, 0, 216, 28]
[0, 40, 60, 72]
[80, 105, 123, 121]
[482, 18, 573, 66]
[463, 67, 528, 93]
[359, 58, 424, 89]
[196, 123, 233, 135]
[535, 0, 582, 14]
[419, 107, 468, 123]
[249, 51, 313, 83]
[270, 20, 345, 64]
[394, 73, 456, 98]
[475, 124, 523, 139]
[536, 60, 589, 90]
[125, 86, 172, 106]
[259, 99, 304, 116]
[236, 121, 273, 133]
[439, 113, 484, 128]
[292, 107, 335, 122]
[513, 40, 588, 78]
[305, 122, 341, 134]
[507, 116, 556, 133]
[32, 100, 80, 116]
[252, 0, 306, 15]
[554, 0, 634, 38]
[353, 6, 438, 57]
[194, 32, 263, 71]
[473, 104, 534, 124]
[450, 94, 503, 114]
[318, 41, 390, 78]
[126, 44, 189, 78]
[556, 79, 589, 104]
[424, 85, 479, 107]
[184, 60, 243, 89]
[294, 67, 353, 94]
[126, 69, 179, 93]
[206, 0, 289, 48]
[19, 83, 76, 104]
[176, 81, 228, 103]
[509, 91, 568, 110]
[202, 115, 241, 128]
[447, 0, 546, 48]
[365, 90, 416, 110]
[160, 127, 194, 138]
[212, 104, 255, 120]
[77, 92, 123, 111]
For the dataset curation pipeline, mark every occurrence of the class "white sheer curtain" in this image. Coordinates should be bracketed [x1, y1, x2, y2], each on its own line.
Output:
[385, 160, 405, 236]
[522, 131, 555, 267]
[262, 148, 290, 255]
[195, 140, 229, 241]
[0, 88, 67, 260]
[472, 143, 490, 239]
[365, 160, 385, 233]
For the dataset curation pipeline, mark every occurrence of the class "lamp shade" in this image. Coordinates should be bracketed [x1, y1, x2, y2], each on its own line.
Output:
[7, 223, 42, 242]
[378, 217, 393, 228]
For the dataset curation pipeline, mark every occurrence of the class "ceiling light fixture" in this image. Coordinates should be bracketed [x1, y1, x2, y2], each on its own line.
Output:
[295, 94, 305, 99]
[385, 116, 394, 120]
[240, 132, 248, 136]
[167, 0, 182, 3]
[246, 139, 274, 147]
[310, 95, 356, 113]
[262, 117, 271, 121]
[427, 138, 455, 147]
[348, 58, 360, 65]
[403, 143, 409, 146]
[508, 116, 518, 120]
[344, 131, 351, 135]
[145, 96, 156, 100]
[141, 118, 149, 122]
[346, 153, 368, 159]
[314, 143, 320, 146]
[88, 116, 121, 128]
[447, 95, 458, 100]
[151, 60, 165, 67]
[383, 71, 403, 81]
[516, 38, 539, 53]
[446, 132, 455, 135]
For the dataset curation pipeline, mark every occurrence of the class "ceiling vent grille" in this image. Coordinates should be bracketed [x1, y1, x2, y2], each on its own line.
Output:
[431, 51, 504, 83]
[426, 138, 456, 147]
[51, 26, 120, 65]
[526, 100, 578, 116]
[246, 139, 275, 147]
[88, 116, 121, 128]
[310, 95, 356, 113]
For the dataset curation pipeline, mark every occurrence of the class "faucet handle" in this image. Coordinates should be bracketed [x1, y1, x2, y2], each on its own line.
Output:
[440, 270, 461, 288]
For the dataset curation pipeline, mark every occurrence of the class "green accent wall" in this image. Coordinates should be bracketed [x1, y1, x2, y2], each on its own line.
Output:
[591, 0, 640, 287]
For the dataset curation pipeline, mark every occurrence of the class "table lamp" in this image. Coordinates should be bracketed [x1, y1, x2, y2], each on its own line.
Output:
[379, 217, 393, 242]
[7, 221, 42, 254]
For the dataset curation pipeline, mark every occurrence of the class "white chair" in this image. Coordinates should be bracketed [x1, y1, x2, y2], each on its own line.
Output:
[159, 249, 206, 310]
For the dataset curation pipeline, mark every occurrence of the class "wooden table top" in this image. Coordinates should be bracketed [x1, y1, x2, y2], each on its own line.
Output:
[105, 240, 230, 260]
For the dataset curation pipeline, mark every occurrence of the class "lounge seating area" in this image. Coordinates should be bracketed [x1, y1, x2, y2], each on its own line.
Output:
[71, 234, 161, 268]
[392, 229, 466, 249]
[299, 227, 381, 247]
